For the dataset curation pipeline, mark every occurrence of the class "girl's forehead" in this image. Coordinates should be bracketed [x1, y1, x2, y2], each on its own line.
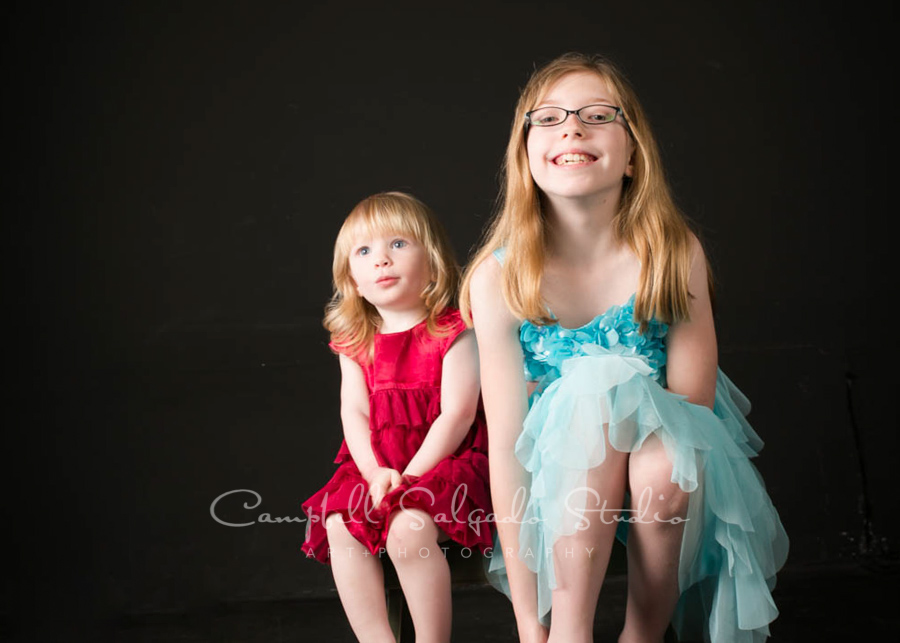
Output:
[346, 223, 418, 244]
[538, 71, 617, 105]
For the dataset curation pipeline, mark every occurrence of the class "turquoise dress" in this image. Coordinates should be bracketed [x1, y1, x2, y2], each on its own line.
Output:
[486, 249, 789, 643]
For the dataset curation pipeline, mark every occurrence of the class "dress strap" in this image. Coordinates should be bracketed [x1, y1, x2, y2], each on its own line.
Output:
[434, 308, 469, 357]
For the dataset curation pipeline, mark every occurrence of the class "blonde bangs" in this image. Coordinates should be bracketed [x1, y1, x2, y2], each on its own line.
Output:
[335, 198, 430, 260]
[325, 192, 460, 361]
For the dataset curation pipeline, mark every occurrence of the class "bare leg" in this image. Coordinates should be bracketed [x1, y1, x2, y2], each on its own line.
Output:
[325, 514, 396, 643]
[385, 509, 452, 643]
[493, 451, 550, 643]
[547, 431, 630, 643]
[619, 434, 690, 643]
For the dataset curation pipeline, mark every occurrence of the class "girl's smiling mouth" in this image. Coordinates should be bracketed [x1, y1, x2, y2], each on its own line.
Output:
[552, 152, 598, 166]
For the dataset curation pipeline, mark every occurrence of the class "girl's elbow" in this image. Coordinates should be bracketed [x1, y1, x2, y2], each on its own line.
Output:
[694, 392, 715, 410]
[449, 405, 479, 432]
[340, 408, 368, 427]
[485, 423, 521, 452]
[682, 383, 716, 410]
[667, 380, 715, 410]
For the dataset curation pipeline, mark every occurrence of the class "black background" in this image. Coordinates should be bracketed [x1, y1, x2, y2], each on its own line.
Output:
[6, 0, 895, 634]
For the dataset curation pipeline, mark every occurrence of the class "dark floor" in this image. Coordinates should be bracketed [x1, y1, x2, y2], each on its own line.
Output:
[4, 559, 898, 642]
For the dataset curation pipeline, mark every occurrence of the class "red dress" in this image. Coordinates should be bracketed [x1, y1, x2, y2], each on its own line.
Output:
[301, 308, 492, 563]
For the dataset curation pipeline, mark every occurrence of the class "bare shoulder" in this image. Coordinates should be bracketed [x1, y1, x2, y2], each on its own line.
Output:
[469, 253, 502, 295]
[338, 352, 364, 373]
[687, 231, 706, 262]
[685, 232, 711, 297]
[468, 255, 518, 332]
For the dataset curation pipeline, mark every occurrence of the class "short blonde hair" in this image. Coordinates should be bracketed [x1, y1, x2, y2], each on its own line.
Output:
[325, 191, 459, 359]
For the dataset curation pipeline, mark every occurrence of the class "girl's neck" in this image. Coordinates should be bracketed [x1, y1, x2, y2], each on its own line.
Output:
[543, 192, 621, 263]
[377, 305, 429, 334]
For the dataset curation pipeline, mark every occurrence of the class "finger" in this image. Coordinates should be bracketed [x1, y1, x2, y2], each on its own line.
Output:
[369, 483, 383, 506]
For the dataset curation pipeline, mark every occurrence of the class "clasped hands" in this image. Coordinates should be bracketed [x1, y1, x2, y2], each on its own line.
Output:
[365, 466, 419, 507]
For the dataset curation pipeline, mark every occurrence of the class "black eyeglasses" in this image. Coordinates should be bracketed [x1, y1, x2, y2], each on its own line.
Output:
[525, 104, 633, 137]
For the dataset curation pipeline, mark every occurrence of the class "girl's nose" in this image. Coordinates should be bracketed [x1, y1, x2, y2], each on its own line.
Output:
[561, 116, 585, 138]
[562, 125, 584, 138]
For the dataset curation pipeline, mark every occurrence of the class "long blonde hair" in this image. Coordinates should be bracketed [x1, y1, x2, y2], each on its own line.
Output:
[460, 52, 710, 331]
[325, 191, 459, 359]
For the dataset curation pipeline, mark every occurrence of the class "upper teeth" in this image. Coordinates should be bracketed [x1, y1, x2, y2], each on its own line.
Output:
[555, 153, 592, 165]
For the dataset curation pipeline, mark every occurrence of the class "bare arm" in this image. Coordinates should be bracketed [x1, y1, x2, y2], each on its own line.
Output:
[403, 330, 481, 478]
[338, 354, 400, 502]
[665, 235, 718, 409]
[469, 257, 545, 634]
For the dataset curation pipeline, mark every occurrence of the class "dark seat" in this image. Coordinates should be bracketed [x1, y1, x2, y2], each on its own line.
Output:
[383, 539, 629, 641]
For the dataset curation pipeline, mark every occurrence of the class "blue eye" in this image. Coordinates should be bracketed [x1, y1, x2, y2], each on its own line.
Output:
[357, 246, 370, 256]
[392, 239, 408, 249]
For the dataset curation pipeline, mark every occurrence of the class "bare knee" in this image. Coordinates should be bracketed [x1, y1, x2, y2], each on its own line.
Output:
[629, 444, 690, 526]
[385, 510, 440, 562]
[324, 513, 366, 554]
[553, 531, 613, 569]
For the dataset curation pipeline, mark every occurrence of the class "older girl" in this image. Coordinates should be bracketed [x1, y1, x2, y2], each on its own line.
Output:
[462, 53, 788, 643]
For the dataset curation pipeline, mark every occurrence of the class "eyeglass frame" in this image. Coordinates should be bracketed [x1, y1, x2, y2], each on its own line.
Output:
[524, 103, 634, 138]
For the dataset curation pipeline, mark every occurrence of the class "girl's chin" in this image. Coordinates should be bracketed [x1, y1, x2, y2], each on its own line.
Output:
[537, 179, 623, 201]
[540, 188, 612, 202]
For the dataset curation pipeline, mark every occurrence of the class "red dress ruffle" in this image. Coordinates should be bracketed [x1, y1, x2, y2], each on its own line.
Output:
[301, 308, 492, 563]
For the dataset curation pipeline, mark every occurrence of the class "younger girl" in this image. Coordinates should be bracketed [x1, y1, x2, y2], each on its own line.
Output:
[302, 192, 492, 643]
[462, 53, 788, 643]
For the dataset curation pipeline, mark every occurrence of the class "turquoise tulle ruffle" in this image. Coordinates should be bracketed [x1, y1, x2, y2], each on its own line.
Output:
[484, 255, 788, 642]
[487, 349, 788, 642]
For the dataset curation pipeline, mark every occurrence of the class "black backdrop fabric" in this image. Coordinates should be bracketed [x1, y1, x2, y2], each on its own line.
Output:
[6, 0, 894, 628]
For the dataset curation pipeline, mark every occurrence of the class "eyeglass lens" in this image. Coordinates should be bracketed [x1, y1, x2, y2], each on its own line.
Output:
[529, 105, 618, 126]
